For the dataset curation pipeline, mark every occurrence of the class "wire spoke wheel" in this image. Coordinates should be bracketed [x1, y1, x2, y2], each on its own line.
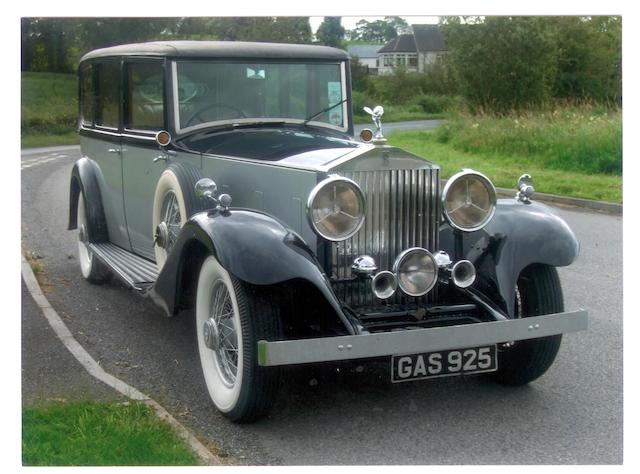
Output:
[196, 255, 283, 422]
[210, 280, 239, 386]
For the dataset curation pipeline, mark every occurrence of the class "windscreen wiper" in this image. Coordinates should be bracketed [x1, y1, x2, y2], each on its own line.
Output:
[303, 98, 348, 125]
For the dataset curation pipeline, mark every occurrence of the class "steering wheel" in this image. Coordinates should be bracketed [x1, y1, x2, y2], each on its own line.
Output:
[185, 103, 247, 127]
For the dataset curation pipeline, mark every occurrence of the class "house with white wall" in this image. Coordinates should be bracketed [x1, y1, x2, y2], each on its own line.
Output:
[377, 25, 446, 74]
[346, 44, 381, 74]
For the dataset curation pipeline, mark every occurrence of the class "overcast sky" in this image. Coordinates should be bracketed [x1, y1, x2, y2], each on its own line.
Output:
[309, 16, 439, 33]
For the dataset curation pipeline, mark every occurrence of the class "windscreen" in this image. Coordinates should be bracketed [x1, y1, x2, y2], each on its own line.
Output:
[174, 61, 346, 131]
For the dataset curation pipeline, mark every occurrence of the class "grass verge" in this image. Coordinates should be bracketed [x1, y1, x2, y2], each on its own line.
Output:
[353, 108, 444, 124]
[22, 400, 199, 466]
[21, 131, 80, 149]
[387, 104, 622, 203]
[388, 130, 622, 203]
[21, 71, 79, 148]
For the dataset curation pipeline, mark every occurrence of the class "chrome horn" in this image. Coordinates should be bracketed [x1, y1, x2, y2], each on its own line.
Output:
[371, 271, 398, 299]
[451, 260, 476, 288]
[434, 251, 476, 289]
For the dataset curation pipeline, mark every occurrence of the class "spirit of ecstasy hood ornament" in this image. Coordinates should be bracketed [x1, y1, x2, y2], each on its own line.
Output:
[363, 105, 386, 144]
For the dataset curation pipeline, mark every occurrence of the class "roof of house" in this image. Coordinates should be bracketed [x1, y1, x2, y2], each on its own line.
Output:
[411, 25, 446, 52]
[346, 44, 383, 59]
[80, 41, 349, 62]
[377, 34, 417, 54]
[377, 25, 447, 55]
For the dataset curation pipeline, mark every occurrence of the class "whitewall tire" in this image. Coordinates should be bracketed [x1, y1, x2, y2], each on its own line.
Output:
[76, 193, 110, 283]
[152, 169, 189, 270]
[195, 255, 282, 422]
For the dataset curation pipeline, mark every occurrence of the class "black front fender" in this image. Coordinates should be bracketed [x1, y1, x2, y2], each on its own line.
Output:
[439, 199, 579, 317]
[68, 157, 109, 242]
[151, 209, 357, 334]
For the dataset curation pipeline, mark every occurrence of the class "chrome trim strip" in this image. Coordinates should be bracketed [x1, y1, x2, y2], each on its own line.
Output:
[258, 310, 588, 366]
[80, 126, 120, 137]
[80, 126, 160, 142]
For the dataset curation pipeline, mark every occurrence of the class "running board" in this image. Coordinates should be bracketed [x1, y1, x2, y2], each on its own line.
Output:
[89, 242, 158, 291]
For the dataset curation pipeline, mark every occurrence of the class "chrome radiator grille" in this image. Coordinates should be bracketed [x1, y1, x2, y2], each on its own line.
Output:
[330, 168, 440, 309]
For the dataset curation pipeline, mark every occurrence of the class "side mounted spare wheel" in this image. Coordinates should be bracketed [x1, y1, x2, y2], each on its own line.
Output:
[77, 192, 111, 283]
[152, 164, 207, 270]
[195, 255, 283, 423]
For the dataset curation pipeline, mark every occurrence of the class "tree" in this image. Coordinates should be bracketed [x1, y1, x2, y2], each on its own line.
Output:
[349, 16, 410, 43]
[316, 17, 345, 48]
[384, 16, 411, 35]
[21, 18, 82, 72]
[206, 17, 311, 43]
[441, 16, 622, 109]
[21, 17, 314, 73]
[441, 16, 558, 110]
[550, 16, 621, 102]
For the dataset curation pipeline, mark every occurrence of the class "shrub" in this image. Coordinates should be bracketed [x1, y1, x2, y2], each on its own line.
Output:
[352, 90, 377, 116]
[416, 95, 454, 114]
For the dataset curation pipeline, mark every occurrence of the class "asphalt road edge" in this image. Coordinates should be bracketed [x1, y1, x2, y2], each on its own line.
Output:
[494, 187, 622, 215]
[21, 254, 221, 466]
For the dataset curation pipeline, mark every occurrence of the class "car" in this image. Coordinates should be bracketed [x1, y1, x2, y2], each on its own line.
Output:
[68, 40, 588, 422]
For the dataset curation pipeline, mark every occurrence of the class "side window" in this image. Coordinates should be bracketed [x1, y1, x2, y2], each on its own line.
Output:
[79, 65, 94, 126]
[96, 62, 121, 129]
[126, 62, 165, 130]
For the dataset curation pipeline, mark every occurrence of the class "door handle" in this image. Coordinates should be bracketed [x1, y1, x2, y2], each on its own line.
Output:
[107, 148, 121, 154]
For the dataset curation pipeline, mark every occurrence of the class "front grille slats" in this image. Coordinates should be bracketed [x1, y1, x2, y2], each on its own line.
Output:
[332, 167, 439, 310]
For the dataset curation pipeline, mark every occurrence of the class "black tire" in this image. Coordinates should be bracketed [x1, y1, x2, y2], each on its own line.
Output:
[490, 264, 563, 385]
[195, 255, 282, 423]
[77, 192, 111, 284]
[152, 164, 208, 270]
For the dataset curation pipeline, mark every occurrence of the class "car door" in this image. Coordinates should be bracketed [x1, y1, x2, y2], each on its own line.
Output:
[121, 59, 199, 261]
[118, 59, 169, 261]
[79, 60, 130, 250]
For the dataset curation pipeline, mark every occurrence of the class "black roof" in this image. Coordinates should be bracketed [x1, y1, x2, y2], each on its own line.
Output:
[80, 40, 350, 62]
[377, 34, 417, 54]
[411, 25, 446, 52]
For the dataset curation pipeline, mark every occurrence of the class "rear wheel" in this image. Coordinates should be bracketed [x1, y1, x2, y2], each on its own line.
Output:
[195, 255, 282, 422]
[76, 193, 111, 283]
[491, 264, 563, 385]
[152, 165, 207, 270]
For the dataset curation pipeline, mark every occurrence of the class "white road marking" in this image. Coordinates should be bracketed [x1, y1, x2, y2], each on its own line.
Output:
[21, 153, 72, 170]
[21, 254, 221, 465]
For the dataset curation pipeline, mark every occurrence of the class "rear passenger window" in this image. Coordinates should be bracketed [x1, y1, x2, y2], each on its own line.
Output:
[96, 62, 120, 129]
[126, 62, 165, 130]
[79, 65, 94, 126]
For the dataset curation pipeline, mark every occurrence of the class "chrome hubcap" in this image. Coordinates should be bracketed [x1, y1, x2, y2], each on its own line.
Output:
[78, 224, 87, 243]
[154, 221, 169, 249]
[159, 191, 181, 252]
[203, 317, 220, 351]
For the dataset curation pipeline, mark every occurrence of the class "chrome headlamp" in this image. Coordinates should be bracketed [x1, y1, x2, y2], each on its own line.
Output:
[307, 176, 366, 241]
[442, 169, 497, 232]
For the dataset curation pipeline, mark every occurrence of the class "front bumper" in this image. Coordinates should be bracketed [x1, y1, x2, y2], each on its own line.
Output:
[257, 310, 588, 366]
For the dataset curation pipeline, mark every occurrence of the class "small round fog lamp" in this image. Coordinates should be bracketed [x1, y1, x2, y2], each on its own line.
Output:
[393, 248, 438, 297]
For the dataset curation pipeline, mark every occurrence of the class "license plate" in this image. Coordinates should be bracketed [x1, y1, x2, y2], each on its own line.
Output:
[391, 345, 498, 383]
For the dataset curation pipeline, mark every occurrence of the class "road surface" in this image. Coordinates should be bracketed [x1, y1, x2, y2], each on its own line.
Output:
[21, 146, 622, 465]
